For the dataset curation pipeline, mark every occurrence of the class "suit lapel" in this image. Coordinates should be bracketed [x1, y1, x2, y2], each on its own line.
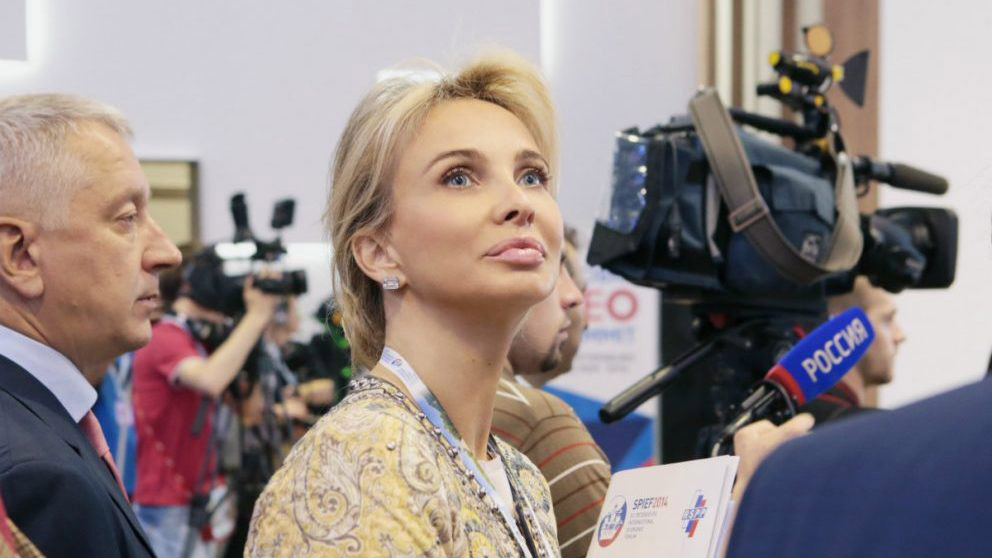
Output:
[0, 355, 155, 555]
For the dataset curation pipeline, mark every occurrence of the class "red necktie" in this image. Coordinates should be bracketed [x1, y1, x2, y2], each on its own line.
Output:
[79, 410, 129, 501]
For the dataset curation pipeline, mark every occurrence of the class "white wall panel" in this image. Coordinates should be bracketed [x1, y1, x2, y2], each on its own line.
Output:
[877, 0, 992, 406]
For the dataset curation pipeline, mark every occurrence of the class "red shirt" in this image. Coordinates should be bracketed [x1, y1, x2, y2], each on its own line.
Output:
[132, 321, 219, 506]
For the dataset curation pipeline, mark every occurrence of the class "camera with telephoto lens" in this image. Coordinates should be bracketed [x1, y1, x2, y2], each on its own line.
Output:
[589, 25, 959, 463]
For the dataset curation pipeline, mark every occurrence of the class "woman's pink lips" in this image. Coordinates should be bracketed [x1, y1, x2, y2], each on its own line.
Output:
[486, 237, 546, 256]
[485, 236, 547, 267]
[486, 247, 545, 266]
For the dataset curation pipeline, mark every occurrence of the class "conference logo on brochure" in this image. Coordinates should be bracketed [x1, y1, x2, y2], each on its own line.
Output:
[681, 490, 708, 538]
[596, 496, 628, 547]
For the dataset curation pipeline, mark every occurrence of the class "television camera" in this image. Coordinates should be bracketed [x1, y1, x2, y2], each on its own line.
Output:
[589, 25, 958, 461]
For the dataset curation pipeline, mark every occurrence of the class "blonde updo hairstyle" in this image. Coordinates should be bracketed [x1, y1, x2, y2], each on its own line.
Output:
[327, 52, 558, 371]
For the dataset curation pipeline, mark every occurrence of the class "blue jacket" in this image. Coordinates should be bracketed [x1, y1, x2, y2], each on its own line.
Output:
[728, 377, 992, 558]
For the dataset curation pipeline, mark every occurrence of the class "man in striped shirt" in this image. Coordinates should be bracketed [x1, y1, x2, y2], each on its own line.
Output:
[492, 229, 611, 558]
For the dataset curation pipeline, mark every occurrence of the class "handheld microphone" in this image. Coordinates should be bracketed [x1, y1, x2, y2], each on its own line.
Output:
[712, 308, 875, 455]
[766, 307, 875, 406]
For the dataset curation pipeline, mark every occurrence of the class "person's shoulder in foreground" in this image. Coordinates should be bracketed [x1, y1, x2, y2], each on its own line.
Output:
[727, 376, 992, 558]
[246, 377, 557, 558]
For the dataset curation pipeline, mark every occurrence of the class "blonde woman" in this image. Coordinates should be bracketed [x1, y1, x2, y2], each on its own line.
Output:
[246, 53, 811, 558]
[247, 53, 564, 558]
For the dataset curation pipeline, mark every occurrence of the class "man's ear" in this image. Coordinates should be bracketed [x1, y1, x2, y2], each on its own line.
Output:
[0, 218, 44, 299]
[352, 229, 405, 289]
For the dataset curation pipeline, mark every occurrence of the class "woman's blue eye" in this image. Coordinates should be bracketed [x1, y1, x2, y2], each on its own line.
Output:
[443, 170, 473, 188]
[520, 169, 548, 188]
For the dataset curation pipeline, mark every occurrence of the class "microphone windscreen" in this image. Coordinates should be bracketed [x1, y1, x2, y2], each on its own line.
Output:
[765, 308, 875, 405]
[888, 163, 949, 195]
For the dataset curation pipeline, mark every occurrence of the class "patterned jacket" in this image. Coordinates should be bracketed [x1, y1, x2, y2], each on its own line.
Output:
[246, 377, 559, 558]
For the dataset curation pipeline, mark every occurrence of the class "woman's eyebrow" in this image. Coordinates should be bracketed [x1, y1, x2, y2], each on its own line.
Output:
[423, 149, 483, 173]
[516, 149, 548, 168]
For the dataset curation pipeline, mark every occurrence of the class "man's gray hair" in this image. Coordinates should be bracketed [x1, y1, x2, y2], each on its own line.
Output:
[0, 94, 133, 227]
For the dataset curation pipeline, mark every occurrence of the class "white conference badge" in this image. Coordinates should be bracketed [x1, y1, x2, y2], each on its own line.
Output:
[587, 456, 739, 558]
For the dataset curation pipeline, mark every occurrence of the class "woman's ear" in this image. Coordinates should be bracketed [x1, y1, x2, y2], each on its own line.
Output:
[352, 230, 405, 289]
[0, 218, 44, 299]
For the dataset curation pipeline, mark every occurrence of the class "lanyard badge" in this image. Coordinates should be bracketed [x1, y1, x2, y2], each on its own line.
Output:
[378, 347, 555, 558]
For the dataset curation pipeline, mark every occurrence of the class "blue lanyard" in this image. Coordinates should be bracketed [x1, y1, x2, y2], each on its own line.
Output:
[379, 347, 553, 558]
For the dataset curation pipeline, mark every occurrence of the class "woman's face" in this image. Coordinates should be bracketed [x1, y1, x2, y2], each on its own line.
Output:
[385, 98, 562, 314]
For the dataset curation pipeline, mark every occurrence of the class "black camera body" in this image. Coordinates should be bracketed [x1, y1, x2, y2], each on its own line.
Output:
[185, 194, 308, 318]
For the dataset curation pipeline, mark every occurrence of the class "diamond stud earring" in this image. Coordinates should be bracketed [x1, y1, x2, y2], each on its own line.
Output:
[382, 276, 401, 290]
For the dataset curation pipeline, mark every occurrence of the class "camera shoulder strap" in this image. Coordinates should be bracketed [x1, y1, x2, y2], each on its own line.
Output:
[688, 88, 862, 285]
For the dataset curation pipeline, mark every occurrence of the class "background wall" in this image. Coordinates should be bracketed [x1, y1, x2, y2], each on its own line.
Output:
[876, 0, 992, 407]
[0, 0, 26, 61]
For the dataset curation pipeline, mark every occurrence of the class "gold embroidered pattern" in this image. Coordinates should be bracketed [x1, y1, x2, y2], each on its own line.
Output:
[246, 379, 559, 558]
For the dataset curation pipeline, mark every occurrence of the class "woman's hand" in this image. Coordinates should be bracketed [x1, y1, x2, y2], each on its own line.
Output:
[731, 413, 815, 502]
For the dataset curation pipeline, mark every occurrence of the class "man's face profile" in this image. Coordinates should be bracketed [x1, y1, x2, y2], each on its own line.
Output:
[33, 123, 179, 368]
[510, 257, 583, 376]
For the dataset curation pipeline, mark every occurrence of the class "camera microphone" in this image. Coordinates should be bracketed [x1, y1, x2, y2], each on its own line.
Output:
[712, 308, 875, 455]
[231, 192, 254, 242]
[852, 157, 949, 195]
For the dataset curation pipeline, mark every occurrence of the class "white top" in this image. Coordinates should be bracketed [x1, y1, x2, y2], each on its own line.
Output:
[480, 453, 515, 516]
[0, 323, 96, 422]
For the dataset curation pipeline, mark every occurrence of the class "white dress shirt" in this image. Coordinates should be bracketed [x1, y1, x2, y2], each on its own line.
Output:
[0, 323, 96, 422]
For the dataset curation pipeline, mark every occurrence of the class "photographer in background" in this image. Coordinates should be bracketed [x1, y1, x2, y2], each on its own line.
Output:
[261, 297, 335, 414]
[299, 298, 355, 408]
[223, 295, 317, 558]
[131, 248, 282, 558]
[801, 276, 906, 425]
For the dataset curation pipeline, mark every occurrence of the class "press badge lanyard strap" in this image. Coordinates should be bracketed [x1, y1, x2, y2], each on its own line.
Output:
[379, 347, 552, 558]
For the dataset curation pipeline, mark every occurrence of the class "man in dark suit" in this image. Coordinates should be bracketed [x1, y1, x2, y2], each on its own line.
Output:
[0, 94, 181, 557]
[727, 376, 992, 557]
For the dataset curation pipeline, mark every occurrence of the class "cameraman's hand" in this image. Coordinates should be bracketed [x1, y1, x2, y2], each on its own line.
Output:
[243, 274, 283, 321]
[277, 396, 314, 424]
[298, 378, 336, 407]
[732, 413, 814, 502]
